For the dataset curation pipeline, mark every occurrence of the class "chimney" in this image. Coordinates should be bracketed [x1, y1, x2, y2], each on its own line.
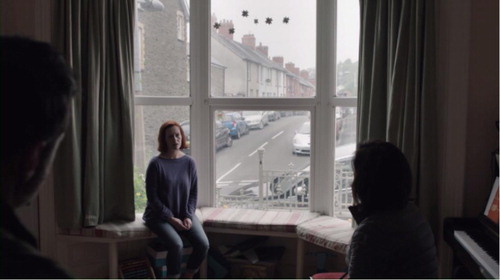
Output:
[241, 34, 256, 49]
[272, 56, 284, 67]
[256, 43, 269, 57]
[286, 62, 300, 76]
[219, 19, 234, 40]
[300, 70, 309, 80]
[211, 14, 218, 29]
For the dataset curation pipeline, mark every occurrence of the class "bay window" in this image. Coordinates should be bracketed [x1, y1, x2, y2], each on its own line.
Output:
[134, 0, 359, 218]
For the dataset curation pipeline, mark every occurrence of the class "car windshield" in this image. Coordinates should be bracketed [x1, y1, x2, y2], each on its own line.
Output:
[242, 111, 261, 117]
[298, 122, 310, 134]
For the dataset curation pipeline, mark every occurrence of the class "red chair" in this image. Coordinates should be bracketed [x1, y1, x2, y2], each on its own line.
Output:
[311, 272, 348, 279]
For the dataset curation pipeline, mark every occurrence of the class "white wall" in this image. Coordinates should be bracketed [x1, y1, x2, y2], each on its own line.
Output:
[211, 36, 247, 96]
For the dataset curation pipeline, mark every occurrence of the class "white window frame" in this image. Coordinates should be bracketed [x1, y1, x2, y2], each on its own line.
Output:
[136, 0, 357, 216]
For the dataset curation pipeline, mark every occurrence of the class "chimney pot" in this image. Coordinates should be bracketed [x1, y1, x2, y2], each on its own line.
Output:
[256, 42, 269, 57]
[241, 34, 256, 49]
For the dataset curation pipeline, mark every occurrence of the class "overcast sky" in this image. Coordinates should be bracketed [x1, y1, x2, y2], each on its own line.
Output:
[211, 0, 360, 70]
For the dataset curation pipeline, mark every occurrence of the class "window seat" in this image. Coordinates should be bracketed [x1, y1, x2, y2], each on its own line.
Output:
[297, 215, 354, 255]
[200, 207, 320, 278]
[57, 209, 203, 278]
[200, 207, 319, 234]
[58, 208, 353, 278]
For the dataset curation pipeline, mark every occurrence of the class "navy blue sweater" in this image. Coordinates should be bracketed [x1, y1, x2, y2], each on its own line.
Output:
[142, 155, 198, 222]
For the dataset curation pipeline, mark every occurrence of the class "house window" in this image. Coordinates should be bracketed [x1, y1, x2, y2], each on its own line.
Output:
[177, 11, 186, 41]
[134, 0, 359, 218]
[247, 63, 251, 81]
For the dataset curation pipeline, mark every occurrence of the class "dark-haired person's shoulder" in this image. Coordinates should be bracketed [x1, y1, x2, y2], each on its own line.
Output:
[0, 229, 72, 278]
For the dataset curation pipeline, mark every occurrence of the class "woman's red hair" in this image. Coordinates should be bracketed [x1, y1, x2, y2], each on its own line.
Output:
[157, 121, 188, 153]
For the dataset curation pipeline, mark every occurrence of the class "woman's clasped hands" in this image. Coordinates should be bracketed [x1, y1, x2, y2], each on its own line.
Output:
[168, 216, 192, 231]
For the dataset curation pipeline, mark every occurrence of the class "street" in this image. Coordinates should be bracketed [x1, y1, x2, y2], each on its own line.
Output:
[215, 111, 356, 196]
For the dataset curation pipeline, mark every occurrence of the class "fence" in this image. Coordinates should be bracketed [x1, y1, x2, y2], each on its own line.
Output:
[216, 149, 354, 219]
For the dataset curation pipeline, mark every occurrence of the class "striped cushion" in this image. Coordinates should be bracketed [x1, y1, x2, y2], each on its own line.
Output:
[255, 210, 320, 232]
[200, 207, 319, 233]
[60, 209, 203, 238]
[297, 216, 354, 254]
[200, 207, 267, 231]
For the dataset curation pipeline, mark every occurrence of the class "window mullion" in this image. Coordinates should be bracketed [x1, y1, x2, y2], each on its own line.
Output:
[312, 0, 337, 215]
[208, 98, 317, 108]
[190, 0, 213, 207]
[134, 96, 193, 106]
[331, 96, 357, 108]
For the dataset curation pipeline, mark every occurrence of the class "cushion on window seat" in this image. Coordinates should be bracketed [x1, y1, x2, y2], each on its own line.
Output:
[256, 210, 320, 232]
[296, 216, 354, 254]
[59, 209, 203, 238]
[200, 207, 319, 233]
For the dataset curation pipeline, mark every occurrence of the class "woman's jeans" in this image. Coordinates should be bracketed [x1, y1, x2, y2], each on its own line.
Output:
[146, 216, 209, 277]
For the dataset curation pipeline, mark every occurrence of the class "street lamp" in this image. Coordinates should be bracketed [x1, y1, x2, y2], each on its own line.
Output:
[258, 148, 265, 209]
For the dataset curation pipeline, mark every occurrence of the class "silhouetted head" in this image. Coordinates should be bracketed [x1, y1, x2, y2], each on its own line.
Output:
[1, 36, 76, 207]
[351, 140, 412, 215]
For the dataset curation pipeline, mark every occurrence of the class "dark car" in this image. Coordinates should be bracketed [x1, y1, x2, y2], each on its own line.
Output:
[214, 121, 233, 150]
[180, 120, 232, 155]
[220, 112, 249, 139]
[180, 121, 192, 155]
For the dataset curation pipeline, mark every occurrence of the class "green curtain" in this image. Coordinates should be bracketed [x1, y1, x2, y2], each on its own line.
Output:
[357, 0, 438, 230]
[54, 0, 136, 228]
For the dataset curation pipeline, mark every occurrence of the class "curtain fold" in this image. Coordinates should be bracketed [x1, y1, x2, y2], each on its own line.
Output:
[54, 0, 136, 228]
[357, 0, 438, 231]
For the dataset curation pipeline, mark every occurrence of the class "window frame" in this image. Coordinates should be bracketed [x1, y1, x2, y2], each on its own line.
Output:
[135, 0, 357, 216]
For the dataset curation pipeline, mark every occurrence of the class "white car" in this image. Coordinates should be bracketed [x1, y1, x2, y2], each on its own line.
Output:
[271, 143, 356, 200]
[243, 111, 269, 129]
[292, 121, 311, 155]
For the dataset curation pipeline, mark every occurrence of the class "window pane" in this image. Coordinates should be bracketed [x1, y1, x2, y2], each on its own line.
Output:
[215, 110, 311, 209]
[334, 107, 357, 219]
[134, 105, 190, 212]
[135, 0, 190, 97]
[211, 0, 316, 98]
[336, 0, 359, 97]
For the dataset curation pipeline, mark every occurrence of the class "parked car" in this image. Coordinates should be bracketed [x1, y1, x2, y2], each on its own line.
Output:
[215, 121, 233, 150]
[292, 121, 311, 155]
[242, 111, 269, 129]
[267, 111, 281, 121]
[180, 120, 192, 155]
[219, 112, 249, 139]
[269, 143, 356, 201]
[180, 120, 232, 154]
[280, 111, 294, 117]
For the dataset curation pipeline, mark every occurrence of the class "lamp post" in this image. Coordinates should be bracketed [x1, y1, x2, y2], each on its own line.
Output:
[258, 148, 265, 209]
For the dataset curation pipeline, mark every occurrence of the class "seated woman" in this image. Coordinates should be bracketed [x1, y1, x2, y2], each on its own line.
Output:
[347, 140, 438, 279]
[143, 121, 209, 279]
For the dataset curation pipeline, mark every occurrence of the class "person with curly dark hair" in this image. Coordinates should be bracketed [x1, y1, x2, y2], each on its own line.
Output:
[347, 140, 438, 278]
[143, 121, 209, 279]
[1, 36, 76, 278]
